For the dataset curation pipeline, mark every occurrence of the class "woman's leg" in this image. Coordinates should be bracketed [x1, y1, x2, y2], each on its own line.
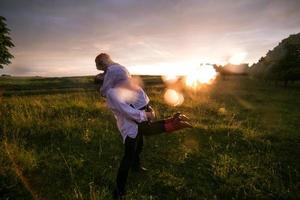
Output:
[138, 120, 166, 136]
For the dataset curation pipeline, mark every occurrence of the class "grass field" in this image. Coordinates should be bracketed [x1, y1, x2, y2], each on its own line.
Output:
[0, 75, 299, 199]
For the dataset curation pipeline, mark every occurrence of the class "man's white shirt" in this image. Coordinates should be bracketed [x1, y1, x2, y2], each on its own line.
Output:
[100, 63, 150, 142]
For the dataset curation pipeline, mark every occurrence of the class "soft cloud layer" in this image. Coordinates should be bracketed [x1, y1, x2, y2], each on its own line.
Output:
[1, 0, 300, 76]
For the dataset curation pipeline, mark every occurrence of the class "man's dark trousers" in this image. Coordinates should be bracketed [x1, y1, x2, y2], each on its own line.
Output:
[116, 132, 143, 194]
[115, 121, 165, 194]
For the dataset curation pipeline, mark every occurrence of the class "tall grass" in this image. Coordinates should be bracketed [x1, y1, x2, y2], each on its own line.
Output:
[0, 76, 299, 199]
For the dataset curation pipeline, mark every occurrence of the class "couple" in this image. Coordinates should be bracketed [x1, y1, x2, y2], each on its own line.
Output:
[94, 53, 192, 199]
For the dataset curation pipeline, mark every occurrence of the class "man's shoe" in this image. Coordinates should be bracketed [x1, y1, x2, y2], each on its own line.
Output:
[176, 113, 190, 121]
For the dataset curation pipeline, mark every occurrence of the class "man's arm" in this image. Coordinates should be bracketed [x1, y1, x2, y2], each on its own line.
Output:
[106, 89, 149, 123]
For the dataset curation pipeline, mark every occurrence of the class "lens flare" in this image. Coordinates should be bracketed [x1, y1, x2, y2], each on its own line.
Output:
[185, 65, 217, 89]
[164, 89, 184, 106]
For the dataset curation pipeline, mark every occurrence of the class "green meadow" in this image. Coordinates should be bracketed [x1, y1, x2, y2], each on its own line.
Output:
[0, 76, 299, 199]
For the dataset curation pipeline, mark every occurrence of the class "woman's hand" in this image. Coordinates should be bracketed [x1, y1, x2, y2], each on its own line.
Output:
[94, 73, 104, 84]
[145, 108, 155, 121]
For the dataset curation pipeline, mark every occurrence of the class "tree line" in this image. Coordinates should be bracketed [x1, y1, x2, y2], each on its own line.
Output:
[250, 33, 300, 87]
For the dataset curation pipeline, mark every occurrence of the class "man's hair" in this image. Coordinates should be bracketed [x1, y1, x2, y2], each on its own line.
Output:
[95, 53, 111, 64]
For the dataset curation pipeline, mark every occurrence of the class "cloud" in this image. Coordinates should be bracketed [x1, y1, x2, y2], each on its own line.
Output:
[1, 0, 300, 76]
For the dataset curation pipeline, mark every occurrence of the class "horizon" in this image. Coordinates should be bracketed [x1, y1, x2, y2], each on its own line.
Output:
[1, 0, 300, 77]
[0, 62, 250, 78]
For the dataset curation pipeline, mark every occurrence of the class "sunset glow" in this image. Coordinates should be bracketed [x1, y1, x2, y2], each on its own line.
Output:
[162, 64, 218, 106]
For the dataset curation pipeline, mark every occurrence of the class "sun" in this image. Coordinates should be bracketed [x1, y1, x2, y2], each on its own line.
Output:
[184, 65, 217, 89]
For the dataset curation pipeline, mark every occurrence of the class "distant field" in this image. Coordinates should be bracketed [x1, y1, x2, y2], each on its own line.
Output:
[0, 76, 299, 199]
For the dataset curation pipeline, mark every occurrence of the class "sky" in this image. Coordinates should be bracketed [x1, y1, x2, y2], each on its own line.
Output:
[1, 0, 300, 77]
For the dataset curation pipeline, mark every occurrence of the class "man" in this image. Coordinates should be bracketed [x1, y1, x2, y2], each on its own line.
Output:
[95, 53, 192, 199]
